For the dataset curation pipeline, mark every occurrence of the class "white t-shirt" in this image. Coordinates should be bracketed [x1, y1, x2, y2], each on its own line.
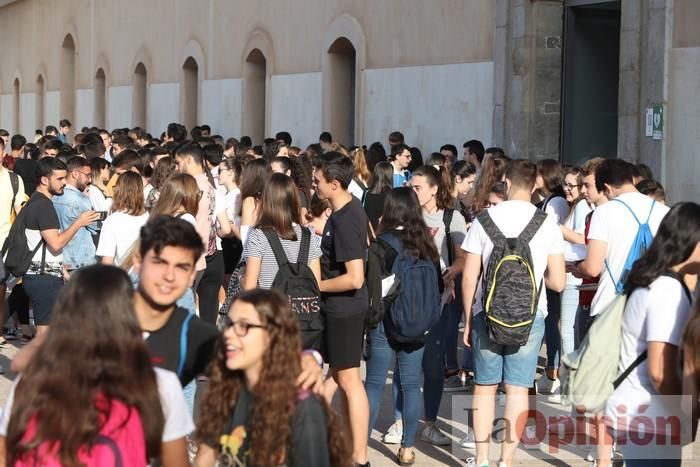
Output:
[96, 211, 150, 265]
[423, 208, 470, 271]
[87, 185, 112, 213]
[214, 189, 240, 249]
[461, 200, 565, 317]
[605, 275, 691, 431]
[587, 192, 669, 316]
[543, 195, 570, 225]
[0, 169, 25, 246]
[0, 368, 194, 442]
[348, 179, 366, 201]
[564, 199, 593, 285]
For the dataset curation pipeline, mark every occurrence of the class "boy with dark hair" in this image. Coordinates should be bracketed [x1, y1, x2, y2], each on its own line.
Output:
[314, 151, 370, 467]
[461, 159, 565, 466]
[463, 139, 485, 169]
[439, 144, 458, 167]
[388, 130, 405, 148]
[58, 119, 71, 144]
[275, 130, 292, 147]
[318, 131, 332, 152]
[20, 158, 99, 335]
[166, 123, 187, 143]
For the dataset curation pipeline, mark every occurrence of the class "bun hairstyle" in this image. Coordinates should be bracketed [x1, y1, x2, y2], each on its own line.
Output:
[411, 165, 453, 210]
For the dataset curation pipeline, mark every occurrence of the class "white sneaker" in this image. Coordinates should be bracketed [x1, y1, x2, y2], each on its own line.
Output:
[536, 376, 561, 395]
[585, 446, 595, 462]
[420, 424, 450, 446]
[547, 386, 565, 404]
[382, 421, 403, 444]
[459, 428, 476, 449]
[522, 425, 541, 450]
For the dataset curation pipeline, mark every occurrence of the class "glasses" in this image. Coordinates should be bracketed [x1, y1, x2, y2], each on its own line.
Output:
[77, 170, 92, 178]
[563, 183, 580, 190]
[221, 315, 266, 337]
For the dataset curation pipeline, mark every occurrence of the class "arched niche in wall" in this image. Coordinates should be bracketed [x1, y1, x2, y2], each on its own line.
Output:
[243, 49, 267, 145]
[36, 74, 45, 131]
[133, 63, 148, 129]
[321, 14, 366, 147]
[60, 34, 76, 127]
[241, 29, 275, 145]
[181, 57, 199, 133]
[94, 68, 106, 129]
[13, 78, 20, 134]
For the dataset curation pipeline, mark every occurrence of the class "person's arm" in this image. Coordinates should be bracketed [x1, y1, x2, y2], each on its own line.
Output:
[40, 211, 100, 253]
[240, 197, 257, 227]
[577, 239, 607, 278]
[461, 252, 482, 348]
[544, 253, 566, 292]
[647, 341, 682, 395]
[160, 438, 190, 467]
[194, 444, 217, 467]
[216, 210, 233, 238]
[242, 256, 261, 290]
[560, 224, 585, 245]
[319, 259, 364, 292]
[0, 436, 5, 467]
[297, 351, 324, 393]
[100, 256, 115, 265]
[683, 343, 699, 439]
[443, 246, 465, 283]
[11, 330, 47, 373]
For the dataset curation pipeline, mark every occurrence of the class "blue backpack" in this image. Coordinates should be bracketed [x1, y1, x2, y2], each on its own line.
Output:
[379, 233, 441, 345]
[604, 198, 656, 294]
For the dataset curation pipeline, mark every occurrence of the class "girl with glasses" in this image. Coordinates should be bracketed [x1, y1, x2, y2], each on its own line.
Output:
[195, 289, 349, 467]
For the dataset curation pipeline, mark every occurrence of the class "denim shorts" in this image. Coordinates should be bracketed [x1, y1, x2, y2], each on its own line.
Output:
[471, 311, 545, 388]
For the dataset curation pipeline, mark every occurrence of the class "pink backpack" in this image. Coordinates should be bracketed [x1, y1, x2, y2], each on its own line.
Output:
[14, 397, 147, 467]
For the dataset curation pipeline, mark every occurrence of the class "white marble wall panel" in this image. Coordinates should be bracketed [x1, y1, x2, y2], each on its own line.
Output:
[149, 83, 180, 135]
[363, 61, 494, 155]
[75, 88, 95, 132]
[19, 93, 36, 137]
[0, 94, 13, 132]
[200, 79, 242, 138]
[270, 72, 322, 148]
[107, 86, 133, 130]
[45, 91, 60, 128]
[666, 47, 700, 204]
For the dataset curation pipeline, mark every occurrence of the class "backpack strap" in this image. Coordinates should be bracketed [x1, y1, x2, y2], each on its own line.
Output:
[298, 227, 311, 264]
[9, 171, 18, 211]
[518, 209, 548, 245]
[443, 209, 455, 266]
[262, 228, 290, 268]
[177, 313, 194, 378]
[476, 210, 507, 245]
[612, 350, 648, 389]
[661, 270, 693, 303]
[378, 233, 404, 256]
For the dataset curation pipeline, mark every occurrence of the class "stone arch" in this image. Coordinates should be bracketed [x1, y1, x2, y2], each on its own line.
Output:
[94, 56, 110, 129]
[60, 33, 77, 127]
[13, 75, 20, 134]
[180, 40, 206, 131]
[241, 28, 275, 143]
[321, 14, 366, 146]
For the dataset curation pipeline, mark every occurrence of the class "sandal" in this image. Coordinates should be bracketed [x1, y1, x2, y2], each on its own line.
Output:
[0, 338, 7, 348]
[397, 447, 415, 466]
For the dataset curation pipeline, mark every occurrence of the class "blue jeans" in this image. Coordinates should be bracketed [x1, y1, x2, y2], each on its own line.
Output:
[560, 281, 579, 357]
[544, 288, 561, 370]
[616, 433, 682, 467]
[394, 306, 447, 422]
[443, 277, 473, 372]
[365, 322, 424, 448]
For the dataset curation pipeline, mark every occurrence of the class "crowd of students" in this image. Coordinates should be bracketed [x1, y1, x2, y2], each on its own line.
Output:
[0, 121, 696, 467]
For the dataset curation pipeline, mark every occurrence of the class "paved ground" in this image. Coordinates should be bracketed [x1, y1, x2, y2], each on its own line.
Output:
[1, 339, 699, 466]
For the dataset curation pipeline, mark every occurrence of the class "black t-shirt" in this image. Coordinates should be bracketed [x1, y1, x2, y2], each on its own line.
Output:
[320, 196, 368, 316]
[145, 307, 219, 386]
[22, 192, 62, 275]
[14, 159, 39, 195]
[211, 388, 330, 467]
[363, 191, 388, 231]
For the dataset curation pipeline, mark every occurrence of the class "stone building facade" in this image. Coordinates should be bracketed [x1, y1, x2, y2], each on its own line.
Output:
[0, 0, 696, 202]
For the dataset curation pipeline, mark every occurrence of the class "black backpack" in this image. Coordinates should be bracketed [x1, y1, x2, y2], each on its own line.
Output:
[478, 209, 547, 346]
[1, 198, 45, 278]
[263, 228, 323, 350]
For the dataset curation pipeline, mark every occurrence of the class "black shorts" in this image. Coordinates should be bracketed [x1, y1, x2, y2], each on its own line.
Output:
[322, 310, 367, 370]
[22, 274, 64, 325]
[221, 237, 243, 274]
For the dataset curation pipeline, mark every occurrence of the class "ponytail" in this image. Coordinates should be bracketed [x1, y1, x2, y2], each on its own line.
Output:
[412, 165, 453, 210]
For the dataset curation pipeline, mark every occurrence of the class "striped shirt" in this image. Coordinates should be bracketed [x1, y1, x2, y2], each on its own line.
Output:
[243, 224, 322, 289]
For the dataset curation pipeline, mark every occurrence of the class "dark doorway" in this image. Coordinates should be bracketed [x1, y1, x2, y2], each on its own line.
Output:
[561, 1, 621, 165]
[326, 37, 356, 147]
[182, 57, 199, 132]
[243, 49, 267, 145]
